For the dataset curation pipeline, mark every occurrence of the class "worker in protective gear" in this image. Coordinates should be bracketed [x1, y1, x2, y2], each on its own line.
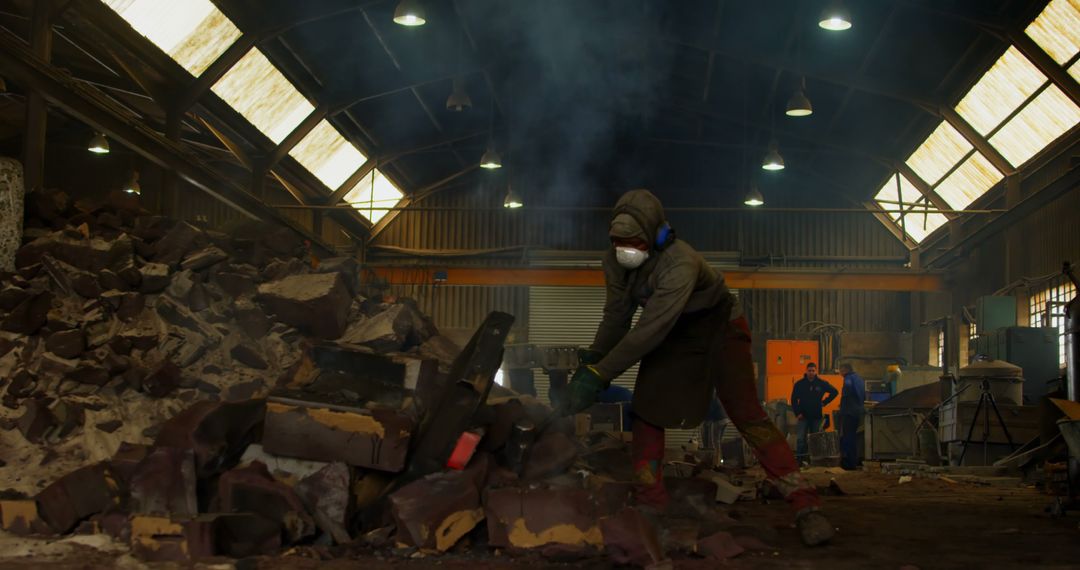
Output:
[562, 189, 834, 547]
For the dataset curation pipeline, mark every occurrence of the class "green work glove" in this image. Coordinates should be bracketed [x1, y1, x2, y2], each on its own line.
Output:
[562, 365, 607, 416]
[577, 348, 605, 366]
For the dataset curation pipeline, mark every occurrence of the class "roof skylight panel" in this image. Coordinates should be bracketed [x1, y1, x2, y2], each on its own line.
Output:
[1024, 0, 1080, 66]
[905, 121, 972, 186]
[933, 152, 1003, 210]
[211, 48, 315, 144]
[102, 0, 241, 76]
[955, 46, 1049, 135]
[289, 120, 367, 190]
[989, 84, 1080, 167]
[344, 169, 404, 224]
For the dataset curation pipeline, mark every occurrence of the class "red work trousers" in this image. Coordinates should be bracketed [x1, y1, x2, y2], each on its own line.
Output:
[632, 316, 821, 514]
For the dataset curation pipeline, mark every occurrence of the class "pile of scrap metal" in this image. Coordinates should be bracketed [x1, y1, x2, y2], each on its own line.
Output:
[0, 189, 774, 566]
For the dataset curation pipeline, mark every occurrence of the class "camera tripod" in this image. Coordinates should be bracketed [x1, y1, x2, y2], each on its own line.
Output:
[958, 378, 1016, 465]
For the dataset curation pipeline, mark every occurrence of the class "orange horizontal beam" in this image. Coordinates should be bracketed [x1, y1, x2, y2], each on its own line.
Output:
[369, 267, 944, 292]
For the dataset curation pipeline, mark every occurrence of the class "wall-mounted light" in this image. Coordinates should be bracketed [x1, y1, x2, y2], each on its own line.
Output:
[88, 132, 110, 154]
[786, 77, 813, 117]
[124, 170, 141, 195]
[819, 0, 852, 31]
[744, 186, 764, 207]
[503, 184, 523, 209]
[761, 139, 785, 171]
[393, 0, 426, 26]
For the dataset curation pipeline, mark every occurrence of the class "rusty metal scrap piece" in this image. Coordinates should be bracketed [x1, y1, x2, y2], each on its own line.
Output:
[483, 487, 603, 553]
[389, 468, 485, 552]
[262, 394, 414, 473]
[153, 399, 266, 478]
[406, 311, 514, 480]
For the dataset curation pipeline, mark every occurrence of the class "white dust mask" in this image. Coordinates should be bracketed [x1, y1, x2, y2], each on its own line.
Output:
[615, 246, 649, 269]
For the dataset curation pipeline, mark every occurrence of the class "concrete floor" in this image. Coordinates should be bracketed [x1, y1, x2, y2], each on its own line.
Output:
[1, 469, 1078, 569]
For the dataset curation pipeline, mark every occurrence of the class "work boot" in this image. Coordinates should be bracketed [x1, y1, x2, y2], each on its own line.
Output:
[795, 509, 835, 547]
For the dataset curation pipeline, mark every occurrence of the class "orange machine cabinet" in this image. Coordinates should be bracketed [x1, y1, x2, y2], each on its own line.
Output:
[764, 340, 842, 431]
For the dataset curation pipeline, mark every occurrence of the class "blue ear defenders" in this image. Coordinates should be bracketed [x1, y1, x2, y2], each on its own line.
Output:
[613, 203, 676, 251]
[655, 221, 674, 250]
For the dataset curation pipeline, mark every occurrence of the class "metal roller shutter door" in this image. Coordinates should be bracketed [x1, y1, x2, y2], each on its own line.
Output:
[527, 286, 699, 448]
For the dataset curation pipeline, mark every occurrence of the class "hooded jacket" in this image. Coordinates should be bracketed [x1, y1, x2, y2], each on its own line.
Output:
[590, 189, 734, 380]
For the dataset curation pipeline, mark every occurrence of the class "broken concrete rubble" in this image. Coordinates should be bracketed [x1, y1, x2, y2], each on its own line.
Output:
[153, 399, 265, 478]
[217, 461, 315, 543]
[256, 273, 352, 339]
[35, 463, 124, 533]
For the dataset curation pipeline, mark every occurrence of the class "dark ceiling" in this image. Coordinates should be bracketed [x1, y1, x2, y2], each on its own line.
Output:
[0, 0, 1049, 214]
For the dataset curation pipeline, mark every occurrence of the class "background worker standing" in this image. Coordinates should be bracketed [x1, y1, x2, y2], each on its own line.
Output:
[838, 363, 866, 470]
[790, 363, 838, 462]
[560, 189, 834, 547]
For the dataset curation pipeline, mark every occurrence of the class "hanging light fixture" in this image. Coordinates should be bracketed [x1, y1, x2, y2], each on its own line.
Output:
[480, 141, 502, 169]
[393, 0, 426, 26]
[761, 139, 785, 171]
[503, 184, 523, 209]
[88, 132, 110, 154]
[123, 170, 141, 195]
[786, 77, 813, 117]
[743, 186, 764, 207]
[446, 77, 472, 111]
[818, 0, 853, 31]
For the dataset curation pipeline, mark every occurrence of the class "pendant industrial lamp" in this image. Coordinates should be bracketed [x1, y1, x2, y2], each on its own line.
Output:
[761, 139, 785, 171]
[479, 92, 501, 168]
[818, 0, 852, 31]
[88, 132, 110, 154]
[123, 171, 141, 195]
[393, 0, 425, 26]
[786, 77, 813, 117]
[446, 78, 472, 111]
[743, 186, 764, 207]
[446, 32, 471, 111]
[503, 183, 523, 209]
[480, 141, 502, 169]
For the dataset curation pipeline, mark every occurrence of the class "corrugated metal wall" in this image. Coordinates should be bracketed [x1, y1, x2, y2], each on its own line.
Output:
[388, 283, 529, 337]
[375, 188, 909, 262]
[371, 187, 912, 335]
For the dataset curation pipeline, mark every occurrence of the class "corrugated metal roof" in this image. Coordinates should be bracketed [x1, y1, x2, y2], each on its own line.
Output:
[1024, 0, 1080, 66]
[211, 48, 314, 144]
[955, 46, 1047, 136]
[102, 0, 241, 77]
[990, 84, 1080, 167]
[343, 169, 404, 223]
[933, 151, 1003, 210]
[288, 119, 367, 189]
[905, 121, 972, 186]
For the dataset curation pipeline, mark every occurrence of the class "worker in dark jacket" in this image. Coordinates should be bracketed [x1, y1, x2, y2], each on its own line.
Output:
[790, 363, 838, 462]
[838, 363, 866, 470]
[561, 189, 833, 546]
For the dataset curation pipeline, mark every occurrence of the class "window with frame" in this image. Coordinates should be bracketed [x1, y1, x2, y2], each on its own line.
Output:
[1028, 276, 1076, 369]
[937, 327, 945, 368]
